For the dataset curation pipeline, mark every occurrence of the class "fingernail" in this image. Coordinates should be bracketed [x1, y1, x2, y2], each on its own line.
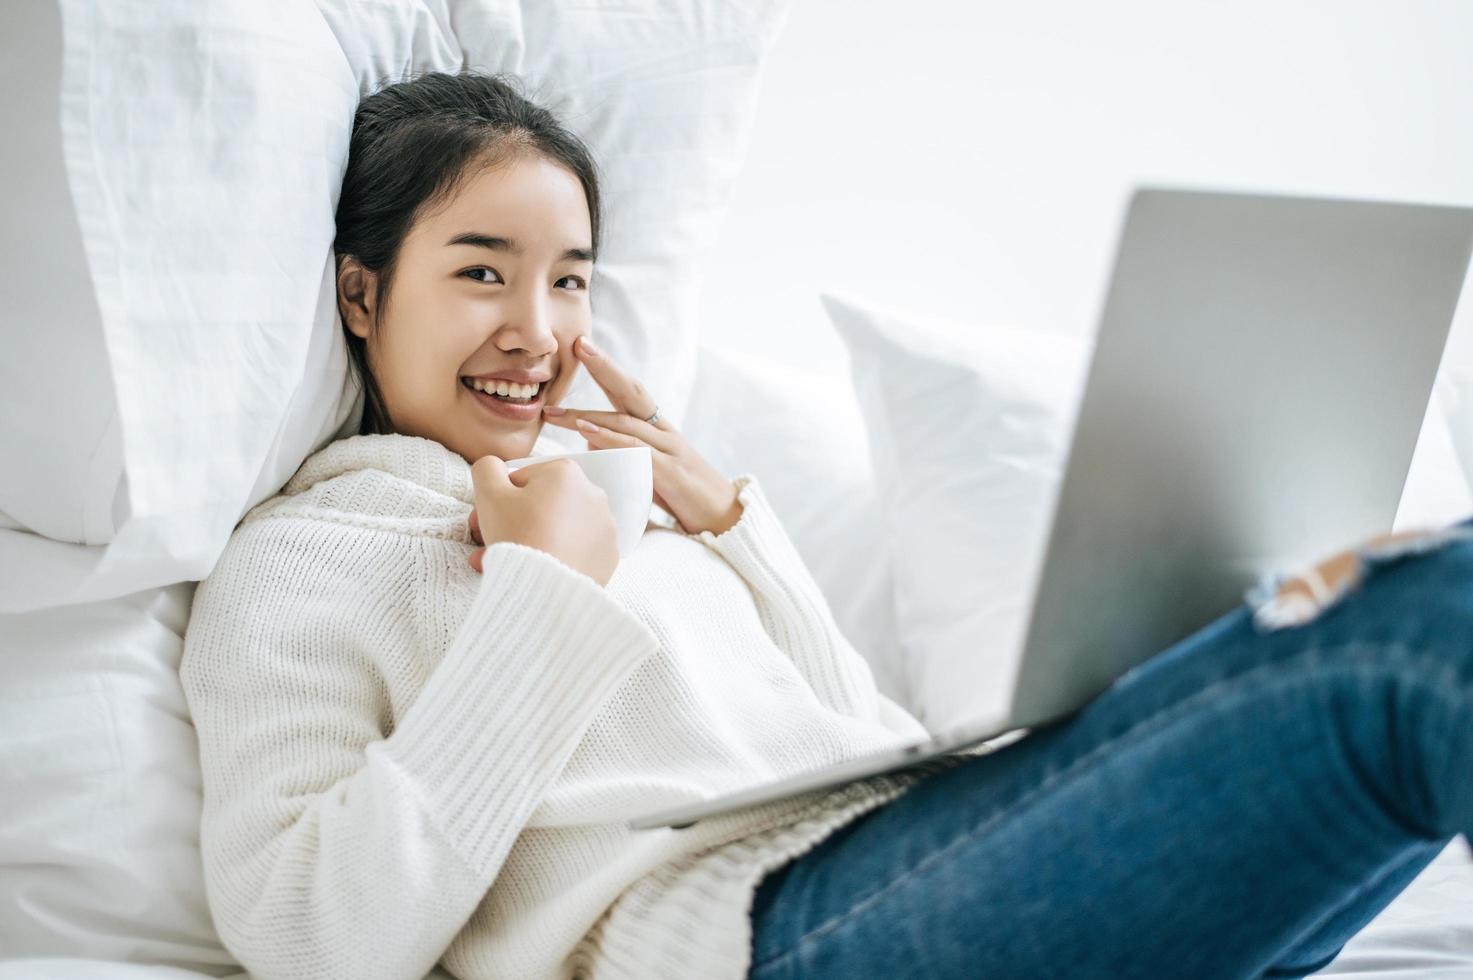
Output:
[576, 418, 599, 432]
[580, 337, 599, 357]
[542, 404, 566, 415]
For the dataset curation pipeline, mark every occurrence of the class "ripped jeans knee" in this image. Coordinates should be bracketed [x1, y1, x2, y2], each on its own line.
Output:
[1244, 522, 1473, 633]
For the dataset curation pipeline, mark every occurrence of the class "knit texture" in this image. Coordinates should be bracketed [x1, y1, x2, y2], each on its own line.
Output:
[180, 431, 982, 980]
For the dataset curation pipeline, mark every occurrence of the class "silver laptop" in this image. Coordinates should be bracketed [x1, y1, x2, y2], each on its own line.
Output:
[628, 185, 1473, 832]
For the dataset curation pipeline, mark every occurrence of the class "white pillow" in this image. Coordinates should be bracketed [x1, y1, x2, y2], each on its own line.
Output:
[0, 0, 360, 615]
[1, 0, 792, 616]
[0, 0, 793, 973]
[821, 290, 1090, 733]
[1429, 365, 1473, 520]
[680, 343, 911, 711]
[1394, 372, 1473, 532]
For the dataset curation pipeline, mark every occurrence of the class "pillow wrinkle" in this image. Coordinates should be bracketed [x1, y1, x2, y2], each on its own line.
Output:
[2, 2, 794, 975]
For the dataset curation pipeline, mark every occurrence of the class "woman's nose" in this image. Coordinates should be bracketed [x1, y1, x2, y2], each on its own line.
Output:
[502, 288, 558, 352]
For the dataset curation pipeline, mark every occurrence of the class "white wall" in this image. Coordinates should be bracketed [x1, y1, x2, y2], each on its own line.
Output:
[699, 0, 1473, 374]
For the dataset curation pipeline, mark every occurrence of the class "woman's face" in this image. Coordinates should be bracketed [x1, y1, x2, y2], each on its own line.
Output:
[339, 150, 593, 464]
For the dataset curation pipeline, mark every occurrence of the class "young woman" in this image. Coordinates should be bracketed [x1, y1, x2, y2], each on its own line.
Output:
[179, 69, 1473, 980]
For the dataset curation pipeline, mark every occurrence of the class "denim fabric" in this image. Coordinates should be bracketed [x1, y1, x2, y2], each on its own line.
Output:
[748, 515, 1473, 979]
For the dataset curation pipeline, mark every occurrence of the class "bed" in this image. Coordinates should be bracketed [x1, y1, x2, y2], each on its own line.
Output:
[3, 1, 1471, 977]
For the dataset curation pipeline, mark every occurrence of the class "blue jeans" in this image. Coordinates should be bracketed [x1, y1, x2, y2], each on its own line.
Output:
[747, 518, 1473, 978]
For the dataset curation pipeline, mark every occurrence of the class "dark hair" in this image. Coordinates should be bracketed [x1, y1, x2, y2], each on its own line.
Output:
[333, 69, 603, 435]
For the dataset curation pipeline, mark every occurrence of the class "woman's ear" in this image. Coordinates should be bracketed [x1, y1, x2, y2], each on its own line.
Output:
[336, 255, 378, 340]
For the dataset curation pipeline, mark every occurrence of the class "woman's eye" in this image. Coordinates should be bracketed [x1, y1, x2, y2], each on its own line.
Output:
[463, 268, 585, 290]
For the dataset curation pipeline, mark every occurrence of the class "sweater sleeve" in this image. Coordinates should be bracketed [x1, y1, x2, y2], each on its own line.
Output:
[179, 519, 658, 980]
[687, 472, 890, 725]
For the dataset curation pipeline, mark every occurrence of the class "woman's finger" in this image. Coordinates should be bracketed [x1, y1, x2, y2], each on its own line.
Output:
[572, 335, 672, 431]
[468, 508, 482, 545]
[572, 416, 648, 450]
[469, 546, 485, 573]
[542, 406, 674, 449]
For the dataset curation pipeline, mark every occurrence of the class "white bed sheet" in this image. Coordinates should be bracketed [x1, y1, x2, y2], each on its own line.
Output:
[2, 843, 1469, 977]
[1314, 837, 1473, 978]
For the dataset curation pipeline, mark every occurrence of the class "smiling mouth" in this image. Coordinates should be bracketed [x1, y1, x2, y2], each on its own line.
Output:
[459, 377, 551, 404]
[459, 376, 554, 423]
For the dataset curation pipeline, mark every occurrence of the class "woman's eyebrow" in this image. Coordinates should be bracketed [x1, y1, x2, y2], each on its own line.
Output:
[445, 232, 593, 263]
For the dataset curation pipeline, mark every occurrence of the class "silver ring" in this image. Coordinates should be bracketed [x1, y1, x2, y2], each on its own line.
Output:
[643, 405, 661, 425]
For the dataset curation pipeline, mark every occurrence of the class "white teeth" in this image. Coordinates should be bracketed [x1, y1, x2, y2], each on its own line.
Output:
[465, 378, 540, 398]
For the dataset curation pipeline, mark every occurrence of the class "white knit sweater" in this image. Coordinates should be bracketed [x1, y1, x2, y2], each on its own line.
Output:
[180, 431, 980, 980]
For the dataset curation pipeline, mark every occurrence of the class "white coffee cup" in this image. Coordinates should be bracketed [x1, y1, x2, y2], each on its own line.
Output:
[502, 446, 652, 559]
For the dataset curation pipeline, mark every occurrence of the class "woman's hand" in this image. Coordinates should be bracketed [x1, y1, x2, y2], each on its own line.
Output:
[536, 335, 744, 538]
[465, 455, 619, 585]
